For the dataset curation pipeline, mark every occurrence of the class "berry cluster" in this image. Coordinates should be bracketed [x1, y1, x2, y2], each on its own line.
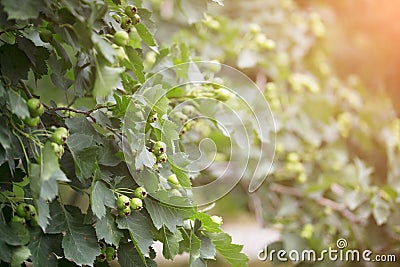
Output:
[12, 203, 38, 227]
[115, 187, 147, 217]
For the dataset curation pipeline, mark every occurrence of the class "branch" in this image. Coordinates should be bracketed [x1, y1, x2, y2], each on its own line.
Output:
[45, 104, 115, 123]
[270, 183, 363, 224]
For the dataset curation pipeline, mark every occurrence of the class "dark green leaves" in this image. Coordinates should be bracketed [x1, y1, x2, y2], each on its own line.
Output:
[1, 0, 44, 19]
[145, 198, 195, 232]
[28, 228, 61, 267]
[95, 213, 123, 246]
[67, 133, 98, 180]
[60, 206, 100, 266]
[91, 179, 115, 219]
[118, 242, 157, 267]
[93, 64, 124, 98]
[206, 232, 248, 267]
[116, 212, 153, 261]
[153, 226, 183, 260]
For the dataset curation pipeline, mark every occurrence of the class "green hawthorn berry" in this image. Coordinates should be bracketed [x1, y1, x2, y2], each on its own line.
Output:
[26, 204, 37, 220]
[111, 44, 126, 62]
[51, 127, 69, 145]
[210, 215, 223, 225]
[113, 30, 130, 46]
[130, 198, 143, 211]
[157, 153, 168, 164]
[125, 5, 138, 18]
[132, 13, 141, 24]
[167, 174, 181, 187]
[23, 117, 40, 127]
[148, 112, 158, 123]
[116, 195, 130, 209]
[97, 253, 106, 262]
[153, 141, 166, 155]
[27, 98, 45, 117]
[51, 142, 64, 158]
[100, 241, 107, 253]
[16, 203, 28, 218]
[118, 206, 131, 217]
[105, 246, 117, 261]
[112, 14, 121, 23]
[215, 88, 231, 101]
[182, 105, 196, 116]
[134, 187, 147, 199]
[287, 152, 300, 162]
[11, 215, 26, 224]
[172, 112, 188, 123]
[121, 16, 133, 30]
[39, 29, 53, 43]
[29, 215, 39, 227]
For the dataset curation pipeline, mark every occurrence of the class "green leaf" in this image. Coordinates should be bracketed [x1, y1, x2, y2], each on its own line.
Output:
[16, 36, 50, 79]
[153, 226, 183, 260]
[0, 219, 21, 246]
[191, 213, 221, 233]
[11, 245, 30, 267]
[116, 212, 153, 258]
[179, 227, 201, 265]
[93, 64, 124, 98]
[0, 44, 31, 86]
[28, 228, 60, 267]
[125, 47, 145, 83]
[30, 142, 70, 201]
[7, 90, 30, 119]
[199, 235, 216, 260]
[117, 242, 157, 267]
[61, 206, 100, 266]
[67, 134, 98, 180]
[144, 198, 195, 232]
[206, 232, 248, 267]
[95, 213, 123, 246]
[135, 146, 156, 170]
[35, 198, 50, 232]
[91, 179, 115, 219]
[134, 24, 157, 49]
[1, 0, 44, 19]
[0, 239, 12, 262]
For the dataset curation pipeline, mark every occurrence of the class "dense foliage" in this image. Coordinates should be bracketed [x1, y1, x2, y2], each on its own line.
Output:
[0, 0, 250, 266]
[168, 0, 400, 266]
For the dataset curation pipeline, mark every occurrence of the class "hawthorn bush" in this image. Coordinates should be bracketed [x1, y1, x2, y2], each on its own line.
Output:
[165, 0, 400, 265]
[0, 0, 251, 266]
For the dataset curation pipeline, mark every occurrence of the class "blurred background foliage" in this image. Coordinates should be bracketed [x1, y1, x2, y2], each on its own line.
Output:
[148, 0, 400, 266]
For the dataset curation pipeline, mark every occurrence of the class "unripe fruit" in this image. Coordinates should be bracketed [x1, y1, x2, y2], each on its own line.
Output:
[11, 215, 26, 224]
[27, 98, 45, 117]
[112, 14, 121, 23]
[157, 153, 168, 164]
[130, 198, 143, 211]
[23, 117, 40, 127]
[118, 207, 131, 217]
[172, 112, 188, 123]
[167, 174, 181, 187]
[182, 105, 196, 116]
[111, 44, 126, 62]
[105, 246, 117, 261]
[39, 29, 53, 43]
[116, 195, 130, 209]
[121, 16, 133, 30]
[134, 187, 147, 199]
[132, 13, 141, 25]
[51, 127, 69, 145]
[26, 204, 37, 220]
[113, 31, 130, 46]
[16, 203, 28, 218]
[29, 215, 39, 227]
[97, 253, 106, 262]
[215, 88, 231, 101]
[148, 112, 158, 123]
[153, 141, 166, 155]
[125, 5, 138, 19]
[51, 142, 64, 158]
